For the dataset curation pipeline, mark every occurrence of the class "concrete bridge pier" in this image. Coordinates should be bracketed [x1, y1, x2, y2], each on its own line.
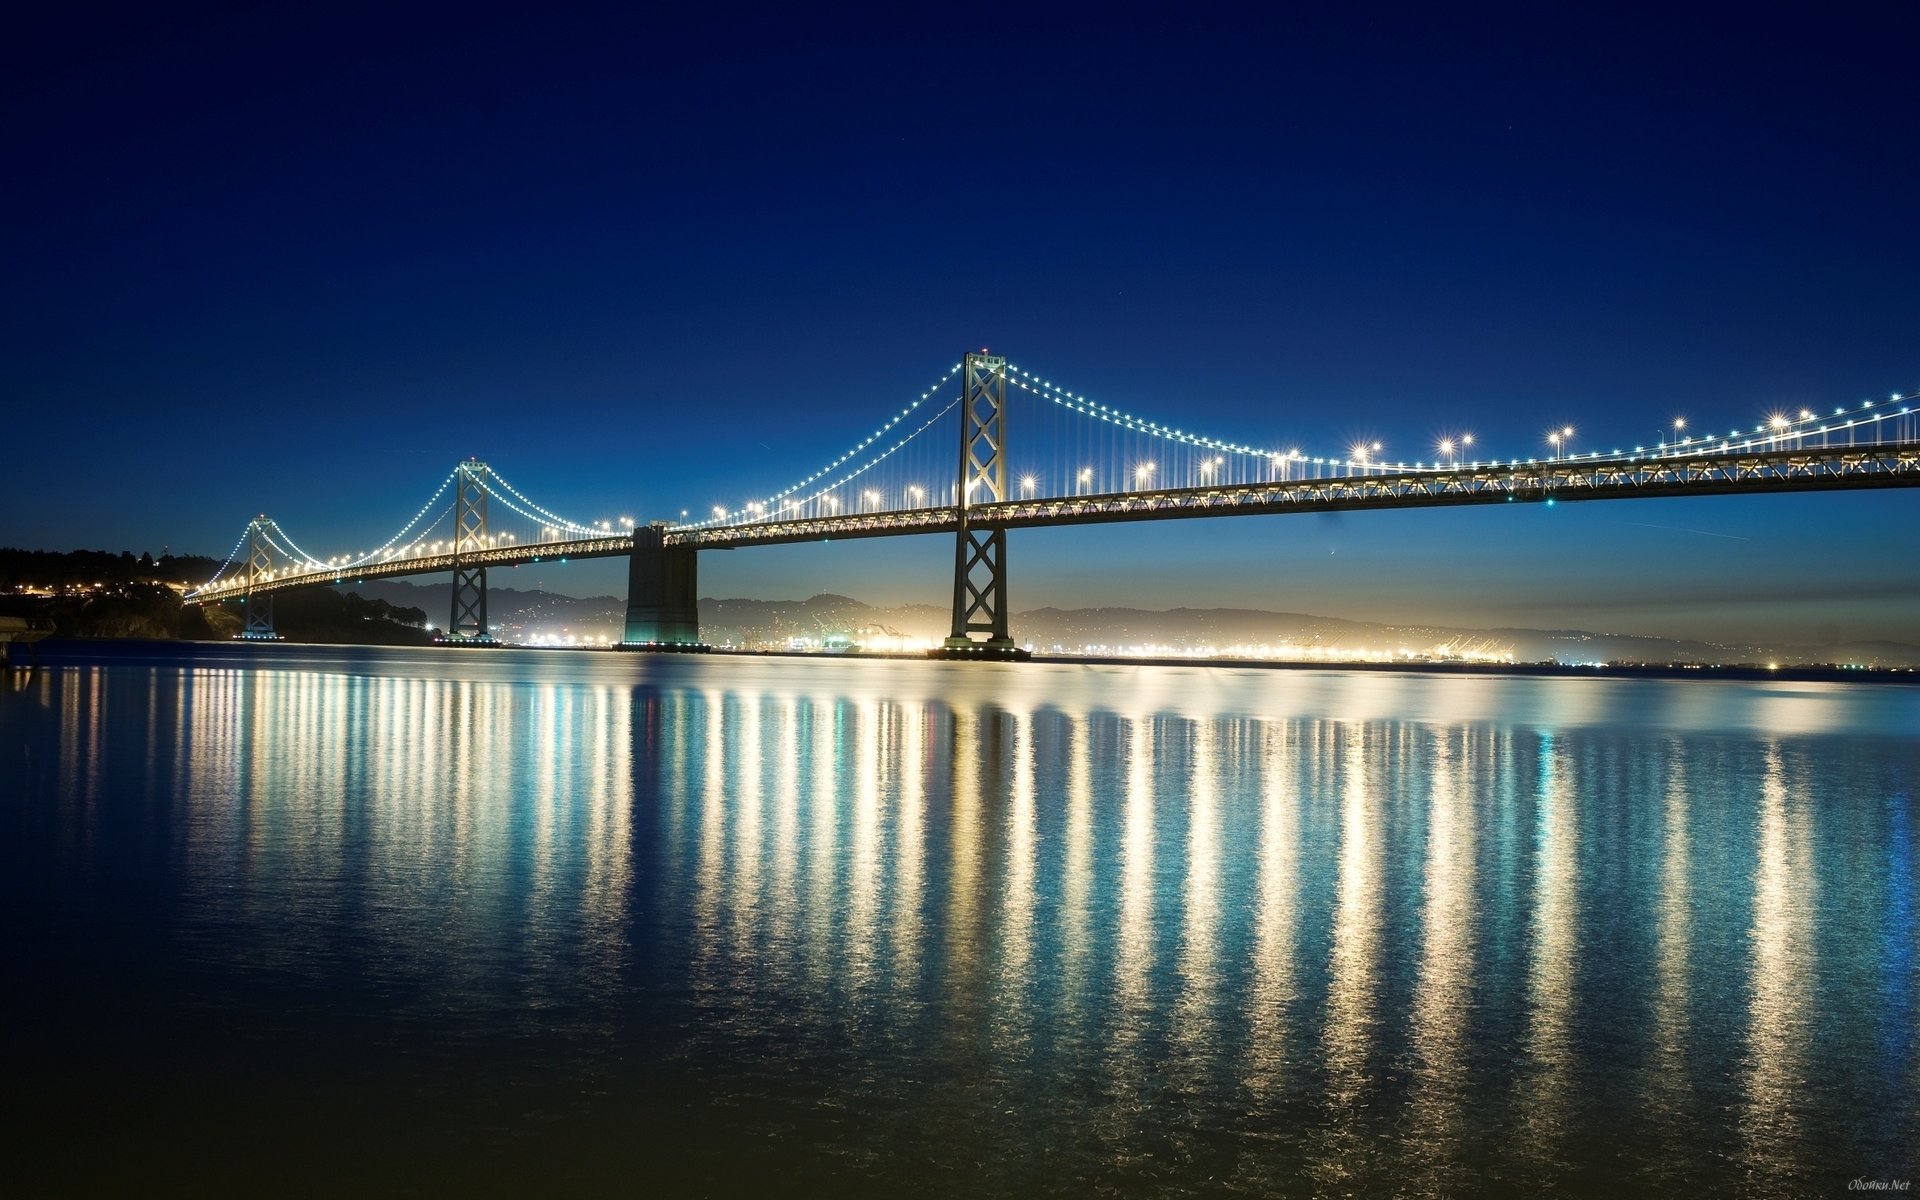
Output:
[620, 525, 705, 650]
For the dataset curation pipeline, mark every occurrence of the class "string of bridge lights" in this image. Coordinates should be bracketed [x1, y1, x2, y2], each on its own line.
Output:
[1009, 366, 1916, 472]
[692, 363, 964, 527]
[196, 466, 630, 592]
[198, 470, 464, 589]
[479, 483, 631, 540]
[189, 526, 259, 596]
[256, 519, 327, 571]
[696, 397, 961, 527]
[479, 486, 594, 537]
[687, 369, 1918, 531]
[321, 470, 465, 568]
[1004, 362, 1300, 466]
[480, 467, 608, 537]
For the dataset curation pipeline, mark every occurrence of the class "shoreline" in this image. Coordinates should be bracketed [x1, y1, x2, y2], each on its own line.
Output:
[15, 637, 1919, 685]
[719, 646, 1918, 683]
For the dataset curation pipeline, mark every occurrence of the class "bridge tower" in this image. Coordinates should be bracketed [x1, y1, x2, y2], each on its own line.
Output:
[448, 460, 493, 641]
[939, 350, 1022, 658]
[240, 518, 278, 639]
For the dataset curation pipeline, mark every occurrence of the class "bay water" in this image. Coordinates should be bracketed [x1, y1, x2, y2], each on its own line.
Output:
[4, 644, 1914, 1195]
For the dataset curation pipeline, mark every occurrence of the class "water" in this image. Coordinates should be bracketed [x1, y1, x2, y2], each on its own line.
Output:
[4, 644, 1915, 1196]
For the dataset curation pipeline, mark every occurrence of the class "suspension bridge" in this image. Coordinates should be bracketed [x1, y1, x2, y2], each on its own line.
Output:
[191, 352, 1920, 657]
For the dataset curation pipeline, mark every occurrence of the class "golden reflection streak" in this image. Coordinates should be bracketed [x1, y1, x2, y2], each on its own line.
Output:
[1244, 719, 1299, 1104]
[376, 677, 408, 880]
[170, 670, 637, 1003]
[659, 691, 691, 877]
[769, 696, 802, 989]
[170, 668, 192, 824]
[946, 706, 984, 1019]
[447, 681, 479, 913]
[527, 685, 561, 965]
[1516, 733, 1576, 1179]
[1171, 716, 1221, 1072]
[996, 707, 1038, 1053]
[580, 685, 633, 986]
[1058, 717, 1094, 1030]
[1107, 708, 1157, 1136]
[891, 702, 926, 1016]
[847, 697, 883, 999]
[1740, 742, 1816, 1187]
[1313, 723, 1380, 1184]
[182, 668, 242, 889]
[807, 696, 840, 994]
[730, 692, 765, 956]
[1644, 742, 1694, 1150]
[243, 672, 277, 906]
[1407, 729, 1476, 1186]
[351, 679, 410, 990]
[692, 689, 728, 988]
[58, 667, 105, 856]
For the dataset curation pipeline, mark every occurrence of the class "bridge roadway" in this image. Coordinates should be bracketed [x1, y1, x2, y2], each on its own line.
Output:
[194, 442, 1918, 602]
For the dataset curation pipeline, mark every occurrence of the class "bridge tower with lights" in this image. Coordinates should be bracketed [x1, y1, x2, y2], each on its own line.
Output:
[618, 348, 1029, 657]
[934, 349, 1025, 659]
[446, 459, 494, 642]
[238, 518, 280, 640]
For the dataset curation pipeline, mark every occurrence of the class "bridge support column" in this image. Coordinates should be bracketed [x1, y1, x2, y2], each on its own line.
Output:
[238, 518, 280, 640]
[243, 593, 276, 638]
[621, 525, 705, 650]
[447, 460, 494, 642]
[934, 350, 1027, 661]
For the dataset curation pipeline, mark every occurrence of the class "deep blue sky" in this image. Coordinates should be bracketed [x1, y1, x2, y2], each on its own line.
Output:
[5, 3, 1915, 643]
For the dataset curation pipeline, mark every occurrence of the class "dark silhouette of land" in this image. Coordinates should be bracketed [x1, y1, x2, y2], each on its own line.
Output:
[0, 549, 430, 645]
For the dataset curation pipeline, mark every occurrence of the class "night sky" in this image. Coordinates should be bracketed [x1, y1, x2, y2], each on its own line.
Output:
[6, 4, 1915, 643]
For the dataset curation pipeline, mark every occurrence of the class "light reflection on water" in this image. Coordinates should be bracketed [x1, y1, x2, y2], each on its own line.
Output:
[1408, 730, 1473, 1191]
[1516, 733, 1577, 1183]
[4, 648, 1917, 1195]
[1741, 742, 1817, 1192]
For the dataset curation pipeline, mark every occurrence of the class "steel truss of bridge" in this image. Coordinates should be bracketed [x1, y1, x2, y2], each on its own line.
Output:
[676, 443, 1919, 549]
[195, 441, 1917, 604]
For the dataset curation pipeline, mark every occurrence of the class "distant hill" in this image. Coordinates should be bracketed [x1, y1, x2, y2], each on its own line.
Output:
[339, 580, 624, 641]
[336, 579, 1920, 667]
